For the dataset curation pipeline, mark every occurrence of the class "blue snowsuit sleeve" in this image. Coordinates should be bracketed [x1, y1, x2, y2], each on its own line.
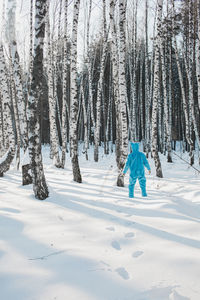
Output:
[123, 155, 130, 174]
[142, 153, 151, 171]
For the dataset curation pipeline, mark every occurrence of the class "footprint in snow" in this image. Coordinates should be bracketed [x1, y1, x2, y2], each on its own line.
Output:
[111, 241, 121, 250]
[125, 232, 135, 238]
[115, 267, 130, 280]
[106, 226, 115, 231]
[169, 289, 190, 300]
[132, 251, 143, 258]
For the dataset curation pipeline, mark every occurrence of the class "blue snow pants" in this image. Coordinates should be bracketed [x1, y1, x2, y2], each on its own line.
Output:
[129, 176, 147, 198]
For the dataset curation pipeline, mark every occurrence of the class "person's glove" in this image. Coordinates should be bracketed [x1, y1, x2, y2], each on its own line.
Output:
[148, 170, 151, 175]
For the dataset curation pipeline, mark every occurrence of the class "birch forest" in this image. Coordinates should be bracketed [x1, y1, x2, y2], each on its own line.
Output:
[0, 0, 200, 200]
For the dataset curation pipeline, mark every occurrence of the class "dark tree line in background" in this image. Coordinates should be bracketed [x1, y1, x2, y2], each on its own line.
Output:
[0, 0, 200, 200]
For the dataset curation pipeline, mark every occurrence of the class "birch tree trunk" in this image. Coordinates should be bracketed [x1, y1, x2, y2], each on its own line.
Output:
[160, 23, 172, 162]
[94, 0, 108, 162]
[197, 0, 200, 110]
[151, 0, 163, 178]
[144, 0, 151, 157]
[27, 0, 49, 200]
[183, 1, 200, 160]
[70, 0, 82, 183]
[0, 44, 16, 177]
[80, 79, 89, 160]
[61, 0, 69, 168]
[171, 0, 194, 164]
[110, 0, 122, 177]
[46, 0, 62, 168]
[117, 0, 128, 186]
[10, 41, 28, 151]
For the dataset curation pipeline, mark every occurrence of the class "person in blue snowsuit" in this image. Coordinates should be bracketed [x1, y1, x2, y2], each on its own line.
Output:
[123, 142, 151, 198]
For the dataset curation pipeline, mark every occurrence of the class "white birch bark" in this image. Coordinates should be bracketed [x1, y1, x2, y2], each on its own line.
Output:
[46, 0, 62, 168]
[183, 1, 200, 156]
[6, 0, 28, 168]
[28, 0, 34, 89]
[94, 0, 108, 162]
[144, 0, 151, 157]
[27, 0, 49, 200]
[197, 0, 200, 110]
[10, 41, 28, 151]
[151, 0, 163, 178]
[70, 0, 82, 183]
[80, 79, 89, 160]
[61, 0, 69, 168]
[160, 24, 172, 162]
[0, 44, 16, 176]
[117, 0, 128, 186]
[110, 0, 122, 176]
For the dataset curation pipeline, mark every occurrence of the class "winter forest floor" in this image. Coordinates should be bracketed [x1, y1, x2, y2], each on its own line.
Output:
[0, 146, 200, 300]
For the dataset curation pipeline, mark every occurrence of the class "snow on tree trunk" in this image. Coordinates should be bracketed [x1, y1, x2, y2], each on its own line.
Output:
[27, 0, 49, 200]
[69, 0, 82, 183]
[117, 0, 128, 186]
[151, 0, 163, 178]
[0, 44, 16, 176]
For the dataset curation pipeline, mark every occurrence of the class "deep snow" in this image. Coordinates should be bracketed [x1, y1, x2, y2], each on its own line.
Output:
[0, 146, 200, 300]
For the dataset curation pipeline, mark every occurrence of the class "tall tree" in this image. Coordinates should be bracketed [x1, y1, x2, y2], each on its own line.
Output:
[27, 0, 49, 200]
[0, 44, 16, 177]
[117, 0, 129, 186]
[61, 0, 69, 168]
[70, 0, 82, 183]
[46, 0, 62, 168]
[151, 0, 163, 178]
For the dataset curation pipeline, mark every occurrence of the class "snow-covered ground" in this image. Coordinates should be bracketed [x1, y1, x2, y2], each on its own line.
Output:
[0, 146, 200, 300]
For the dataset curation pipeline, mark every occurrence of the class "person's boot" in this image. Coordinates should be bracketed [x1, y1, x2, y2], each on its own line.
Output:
[141, 187, 147, 197]
[142, 190, 147, 197]
[129, 188, 134, 198]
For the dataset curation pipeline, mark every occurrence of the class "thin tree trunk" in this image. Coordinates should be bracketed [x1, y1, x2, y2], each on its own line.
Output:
[70, 0, 82, 183]
[0, 44, 16, 177]
[151, 0, 163, 178]
[117, 0, 128, 186]
[27, 0, 49, 200]
[46, 0, 62, 168]
[61, 0, 69, 168]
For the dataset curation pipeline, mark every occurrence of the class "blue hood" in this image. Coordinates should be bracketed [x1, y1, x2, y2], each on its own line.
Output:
[131, 142, 139, 152]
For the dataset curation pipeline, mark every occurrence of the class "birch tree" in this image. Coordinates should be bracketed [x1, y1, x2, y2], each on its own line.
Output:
[46, 0, 62, 168]
[61, 0, 69, 168]
[6, 0, 28, 152]
[197, 0, 200, 110]
[117, 0, 129, 186]
[144, 0, 151, 157]
[151, 0, 163, 178]
[70, 0, 82, 183]
[0, 44, 16, 177]
[160, 21, 172, 162]
[27, 0, 49, 200]
[94, 0, 108, 162]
